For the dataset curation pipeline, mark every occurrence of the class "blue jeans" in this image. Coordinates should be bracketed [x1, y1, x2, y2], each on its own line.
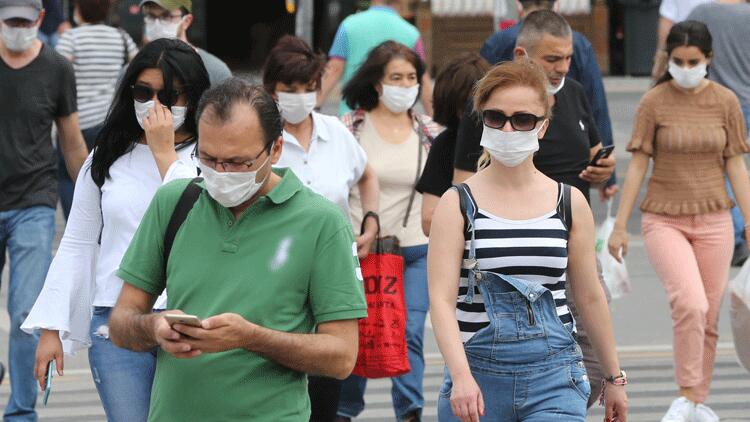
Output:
[729, 106, 750, 248]
[37, 32, 58, 48]
[338, 244, 428, 420]
[437, 270, 588, 420]
[0, 206, 56, 421]
[88, 307, 157, 422]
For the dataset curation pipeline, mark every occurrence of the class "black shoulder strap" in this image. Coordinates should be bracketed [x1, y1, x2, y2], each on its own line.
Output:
[452, 183, 477, 234]
[164, 178, 203, 263]
[557, 183, 573, 231]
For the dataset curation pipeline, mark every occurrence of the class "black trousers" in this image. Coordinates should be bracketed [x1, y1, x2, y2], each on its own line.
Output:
[308, 376, 342, 422]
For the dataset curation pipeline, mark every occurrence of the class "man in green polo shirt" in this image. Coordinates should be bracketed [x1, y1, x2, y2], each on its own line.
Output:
[109, 78, 367, 421]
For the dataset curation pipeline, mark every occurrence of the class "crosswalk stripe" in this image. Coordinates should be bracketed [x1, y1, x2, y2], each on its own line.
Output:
[0, 353, 746, 421]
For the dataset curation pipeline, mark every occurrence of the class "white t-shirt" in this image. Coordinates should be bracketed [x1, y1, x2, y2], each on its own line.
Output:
[659, 0, 713, 22]
[22, 143, 197, 354]
[275, 112, 367, 218]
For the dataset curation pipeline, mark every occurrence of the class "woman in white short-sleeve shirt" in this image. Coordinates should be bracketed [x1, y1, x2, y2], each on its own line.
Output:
[264, 36, 380, 258]
[262, 35, 380, 422]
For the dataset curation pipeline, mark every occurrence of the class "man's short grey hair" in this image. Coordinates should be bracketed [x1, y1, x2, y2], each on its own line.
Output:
[516, 10, 572, 52]
[519, 0, 556, 10]
[196, 77, 283, 148]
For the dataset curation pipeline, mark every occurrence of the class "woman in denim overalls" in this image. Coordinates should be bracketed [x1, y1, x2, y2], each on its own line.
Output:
[428, 61, 628, 421]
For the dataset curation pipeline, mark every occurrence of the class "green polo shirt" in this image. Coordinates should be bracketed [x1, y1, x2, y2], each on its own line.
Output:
[117, 168, 367, 422]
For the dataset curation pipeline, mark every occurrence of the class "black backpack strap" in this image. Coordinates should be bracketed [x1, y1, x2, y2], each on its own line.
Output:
[556, 183, 573, 231]
[164, 177, 203, 263]
[451, 183, 477, 235]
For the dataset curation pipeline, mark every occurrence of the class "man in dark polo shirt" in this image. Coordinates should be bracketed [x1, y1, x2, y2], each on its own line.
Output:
[450, 10, 615, 407]
[109, 79, 367, 422]
[0, 0, 88, 419]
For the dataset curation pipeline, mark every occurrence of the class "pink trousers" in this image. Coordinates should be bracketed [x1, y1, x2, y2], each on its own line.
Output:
[642, 211, 733, 403]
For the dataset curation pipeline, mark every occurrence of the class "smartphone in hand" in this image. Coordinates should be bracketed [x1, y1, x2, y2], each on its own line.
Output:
[163, 314, 202, 327]
[589, 145, 615, 167]
[43, 361, 55, 406]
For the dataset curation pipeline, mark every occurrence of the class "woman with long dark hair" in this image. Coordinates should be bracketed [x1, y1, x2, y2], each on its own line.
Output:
[22, 38, 210, 421]
[609, 21, 750, 422]
[337, 40, 442, 422]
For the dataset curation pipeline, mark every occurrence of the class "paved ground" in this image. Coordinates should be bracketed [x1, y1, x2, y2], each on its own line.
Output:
[1, 77, 749, 420]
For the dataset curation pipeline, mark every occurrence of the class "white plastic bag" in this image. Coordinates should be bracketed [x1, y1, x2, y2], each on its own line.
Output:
[595, 201, 631, 300]
[729, 259, 750, 372]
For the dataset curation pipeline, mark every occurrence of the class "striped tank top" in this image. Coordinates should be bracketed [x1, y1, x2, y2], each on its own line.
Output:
[457, 183, 574, 343]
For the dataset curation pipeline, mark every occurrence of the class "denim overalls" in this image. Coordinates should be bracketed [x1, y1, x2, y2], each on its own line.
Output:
[438, 184, 591, 421]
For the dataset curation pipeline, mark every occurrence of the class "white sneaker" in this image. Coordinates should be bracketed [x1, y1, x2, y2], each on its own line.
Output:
[661, 397, 696, 422]
[695, 404, 720, 422]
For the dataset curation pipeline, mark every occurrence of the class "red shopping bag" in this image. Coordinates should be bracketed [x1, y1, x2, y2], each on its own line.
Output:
[352, 215, 410, 378]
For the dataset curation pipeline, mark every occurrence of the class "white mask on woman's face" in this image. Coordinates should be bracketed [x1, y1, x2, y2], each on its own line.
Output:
[199, 156, 271, 208]
[134, 100, 187, 131]
[668, 61, 707, 89]
[380, 83, 420, 113]
[277, 92, 317, 124]
[479, 123, 545, 167]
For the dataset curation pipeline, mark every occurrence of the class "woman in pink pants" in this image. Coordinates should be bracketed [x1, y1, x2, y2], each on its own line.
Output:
[608, 21, 750, 422]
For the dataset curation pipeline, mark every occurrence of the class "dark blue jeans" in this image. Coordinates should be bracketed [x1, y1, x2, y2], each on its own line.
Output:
[0, 206, 56, 421]
[338, 244, 428, 421]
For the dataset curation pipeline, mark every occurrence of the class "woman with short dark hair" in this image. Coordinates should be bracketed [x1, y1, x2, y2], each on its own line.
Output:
[23, 39, 210, 422]
[262, 34, 380, 422]
[337, 40, 442, 422]
[55, 0, 138, 219]
[416, 53, 489, 236]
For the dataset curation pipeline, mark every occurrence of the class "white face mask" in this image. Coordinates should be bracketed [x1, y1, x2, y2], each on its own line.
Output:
[0, 24, 38, 52]
[277, 92, 316, 124]
[380, 83, 419, 113]
[480, 123, 545, 167]
[668, 61, 707, 89]
[134, 100, 187, 131]
[199, 156, 271, 208]
[546, 77, 566, 95]
[144, 18, 182, 41]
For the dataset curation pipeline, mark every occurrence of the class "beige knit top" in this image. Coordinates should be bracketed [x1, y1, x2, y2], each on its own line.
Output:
[627, 81, 750, 215]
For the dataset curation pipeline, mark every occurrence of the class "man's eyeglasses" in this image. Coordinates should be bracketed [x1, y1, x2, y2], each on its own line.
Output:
[191, 147, 269, 173]
[482, 110, 545, 132]
[131, 84, 186, 107]
[2, 18, 35, 28]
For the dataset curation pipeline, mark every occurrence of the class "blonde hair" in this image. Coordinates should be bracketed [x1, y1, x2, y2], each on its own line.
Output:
[473, 59, 552, 170]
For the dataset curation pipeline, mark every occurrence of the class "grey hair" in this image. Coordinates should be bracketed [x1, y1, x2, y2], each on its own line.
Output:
[196, 77, 283, 148]
[515, 10, 572, 52]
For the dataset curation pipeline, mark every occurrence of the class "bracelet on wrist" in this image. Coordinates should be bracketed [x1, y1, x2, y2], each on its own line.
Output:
[598, 370, 627, 406]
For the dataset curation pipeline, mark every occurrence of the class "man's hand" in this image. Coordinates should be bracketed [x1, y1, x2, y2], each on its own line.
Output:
[153, 310, 202, 359]
[580, 154, 615, 185]
[174, 313, 253, 354]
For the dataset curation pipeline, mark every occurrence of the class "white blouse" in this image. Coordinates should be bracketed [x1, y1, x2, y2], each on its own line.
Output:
[21, 143, 197, 354]
[275, 112, 367, 217]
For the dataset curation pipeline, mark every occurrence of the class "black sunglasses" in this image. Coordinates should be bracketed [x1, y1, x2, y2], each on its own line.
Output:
[131, 84, 186, 107]
[482, 110, 545, 132]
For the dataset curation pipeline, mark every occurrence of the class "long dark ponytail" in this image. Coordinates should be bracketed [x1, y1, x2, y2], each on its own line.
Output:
[90, 38, 210, 187]
[656, 20, 713, 86]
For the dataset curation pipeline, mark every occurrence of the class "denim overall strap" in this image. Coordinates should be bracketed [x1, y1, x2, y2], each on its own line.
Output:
[453, 183, 479, 304]
[495, 274, 549, 304]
